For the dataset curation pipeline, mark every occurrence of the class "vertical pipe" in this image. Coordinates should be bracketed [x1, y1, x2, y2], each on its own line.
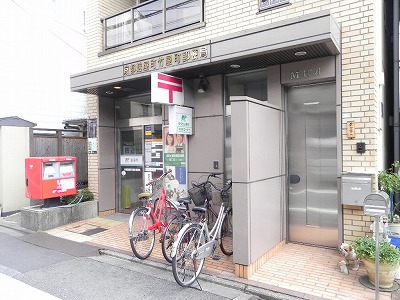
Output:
[394, 0, 399, 162]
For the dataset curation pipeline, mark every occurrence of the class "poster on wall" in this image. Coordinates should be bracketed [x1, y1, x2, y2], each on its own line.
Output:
[88, 119, 97, 154]
[163, 126, 188, 200]
[144, 125, 163, 172]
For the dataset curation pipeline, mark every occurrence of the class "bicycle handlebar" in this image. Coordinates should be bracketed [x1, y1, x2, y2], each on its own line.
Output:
[192, 173, 232, 194]
[146, 169, 172, 186]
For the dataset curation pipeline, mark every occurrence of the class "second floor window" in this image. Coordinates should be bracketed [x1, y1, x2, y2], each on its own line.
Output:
[105, 0, 203, 49]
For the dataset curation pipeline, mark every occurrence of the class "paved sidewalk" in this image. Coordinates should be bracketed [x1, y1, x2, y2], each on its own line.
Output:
[1, 212, 399, 300]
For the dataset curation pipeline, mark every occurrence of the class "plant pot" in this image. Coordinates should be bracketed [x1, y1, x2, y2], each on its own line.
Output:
[389, 223, 400, 235]
[364, 258, 399, 288]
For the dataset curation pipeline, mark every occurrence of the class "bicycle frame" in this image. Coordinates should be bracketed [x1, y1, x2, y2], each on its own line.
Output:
[171, 203, 227, 260]
[144, 187, 170, 233]
[129, 170, 178, 238]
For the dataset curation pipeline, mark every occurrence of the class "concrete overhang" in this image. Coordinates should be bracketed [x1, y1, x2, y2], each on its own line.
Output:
[71, 11, 340, 98]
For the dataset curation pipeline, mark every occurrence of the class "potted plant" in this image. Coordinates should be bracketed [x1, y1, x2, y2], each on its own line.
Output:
[352, 236, 400, 288]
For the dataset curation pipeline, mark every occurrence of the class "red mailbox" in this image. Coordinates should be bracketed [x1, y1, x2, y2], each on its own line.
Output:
[25, 156, 77, 200]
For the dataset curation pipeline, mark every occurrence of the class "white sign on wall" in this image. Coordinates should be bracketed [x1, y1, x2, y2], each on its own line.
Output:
[168, 106, 193, 135]
[151, 72, 184, 105]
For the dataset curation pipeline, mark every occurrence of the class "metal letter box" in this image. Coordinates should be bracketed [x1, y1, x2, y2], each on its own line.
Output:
[341, 173, 373, 206]
[364, 191, 389, 216]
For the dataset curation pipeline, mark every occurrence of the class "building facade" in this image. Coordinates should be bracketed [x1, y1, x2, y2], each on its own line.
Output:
[71, 0, 391, 278]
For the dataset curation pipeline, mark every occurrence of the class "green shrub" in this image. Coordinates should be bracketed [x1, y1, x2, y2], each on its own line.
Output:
[60, 188, 94, 205]
[351, 236, 400, 265]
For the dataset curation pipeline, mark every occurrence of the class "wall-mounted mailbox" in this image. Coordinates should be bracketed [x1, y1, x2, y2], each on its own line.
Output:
[364, 191, 389, 216]
[342, 173, 373, 206]
[25, 156, 77, 200]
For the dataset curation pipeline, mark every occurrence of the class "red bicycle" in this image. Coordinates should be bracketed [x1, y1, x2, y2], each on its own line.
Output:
[128, 169, 183, 260]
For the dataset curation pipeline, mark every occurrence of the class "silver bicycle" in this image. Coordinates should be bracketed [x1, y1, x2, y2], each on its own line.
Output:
[170, 176, 232, 287]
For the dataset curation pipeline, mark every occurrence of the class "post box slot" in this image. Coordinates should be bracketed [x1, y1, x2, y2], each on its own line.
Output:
[60, 162, 74, 178]
[43, 162, 59, 180]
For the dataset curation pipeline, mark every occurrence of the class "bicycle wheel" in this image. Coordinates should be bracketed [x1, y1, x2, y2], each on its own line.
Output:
[172, 224, 206, 287]
[220, 209, 233, 256]
[161, 214, 186, 263]
[129, 207, 155, 259]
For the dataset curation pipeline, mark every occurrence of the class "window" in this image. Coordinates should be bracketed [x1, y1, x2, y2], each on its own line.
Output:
[259, 0, 290, 11]
[166, 0, 201, 31]
[226, 70, 268, 104]
[116, 95, 162, 120]
[105, 0, 203, 49]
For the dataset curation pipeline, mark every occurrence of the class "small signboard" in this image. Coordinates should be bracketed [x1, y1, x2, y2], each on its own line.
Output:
[151, 72, 184, 105]
[168, 106, 193, 135]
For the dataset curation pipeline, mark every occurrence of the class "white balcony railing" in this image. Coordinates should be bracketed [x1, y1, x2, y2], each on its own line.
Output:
[105, 0, 202, 49]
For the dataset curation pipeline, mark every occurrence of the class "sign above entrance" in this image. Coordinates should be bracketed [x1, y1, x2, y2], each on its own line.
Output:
[168, 106, 193, 135]
[151, 72, 184, 105]
[123, 46, 209, 78]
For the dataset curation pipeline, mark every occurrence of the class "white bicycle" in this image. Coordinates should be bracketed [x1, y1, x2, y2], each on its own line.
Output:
[170, 176, 232, 287]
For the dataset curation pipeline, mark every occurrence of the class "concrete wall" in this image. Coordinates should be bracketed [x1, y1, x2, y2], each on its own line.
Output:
[98, 97, 116, 211]
[231, 97, 285, 265]
[187, 75, 225, 183]
[0, 126, 31, 213]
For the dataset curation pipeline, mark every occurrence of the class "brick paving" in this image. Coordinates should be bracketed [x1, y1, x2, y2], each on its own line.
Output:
[46, 214, 396, 300]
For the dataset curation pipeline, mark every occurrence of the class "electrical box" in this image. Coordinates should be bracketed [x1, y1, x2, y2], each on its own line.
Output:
[341, 173, 373, 206]
[25, 156, 77, 200]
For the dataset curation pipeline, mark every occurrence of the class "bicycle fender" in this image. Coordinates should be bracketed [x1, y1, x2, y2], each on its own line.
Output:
[170, 222, 193, 258]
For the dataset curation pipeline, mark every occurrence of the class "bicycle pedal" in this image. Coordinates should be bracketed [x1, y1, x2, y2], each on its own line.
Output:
[212, 255, 221, 261]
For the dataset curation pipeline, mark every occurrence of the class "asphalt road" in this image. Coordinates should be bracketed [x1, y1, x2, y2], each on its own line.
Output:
[0, 225, 258, 300]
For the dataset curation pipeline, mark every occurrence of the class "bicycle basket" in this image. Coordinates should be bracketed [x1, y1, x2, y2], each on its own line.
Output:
[188, 186, 204, 206]
[188, 182, 212, 206]
[151, 178, 164, 200]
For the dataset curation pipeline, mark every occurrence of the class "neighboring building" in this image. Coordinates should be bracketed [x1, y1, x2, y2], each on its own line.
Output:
[0, 0, 87, 129]
[71, 0, 396, 278]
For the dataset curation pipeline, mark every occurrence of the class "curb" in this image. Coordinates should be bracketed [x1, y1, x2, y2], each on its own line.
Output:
[98, 249, 309, 300]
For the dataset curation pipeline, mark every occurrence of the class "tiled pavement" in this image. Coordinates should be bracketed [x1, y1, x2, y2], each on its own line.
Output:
[46, 214, 396, 300]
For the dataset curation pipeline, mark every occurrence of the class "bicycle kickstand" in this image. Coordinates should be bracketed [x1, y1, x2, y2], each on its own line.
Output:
[192, 277, 202, 291]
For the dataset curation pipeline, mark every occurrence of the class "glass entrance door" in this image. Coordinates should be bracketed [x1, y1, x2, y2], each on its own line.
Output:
[119, 127, 144, 213]
[118, 125, 164, 213]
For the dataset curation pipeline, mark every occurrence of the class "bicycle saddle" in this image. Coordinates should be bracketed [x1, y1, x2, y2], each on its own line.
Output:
[138, 192, 152, 199]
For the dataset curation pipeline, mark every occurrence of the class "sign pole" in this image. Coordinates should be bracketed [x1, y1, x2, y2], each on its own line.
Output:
[374, 216, 380, 300]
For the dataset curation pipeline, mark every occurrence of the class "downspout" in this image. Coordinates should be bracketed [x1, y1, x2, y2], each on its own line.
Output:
[394, 0, 399, 162]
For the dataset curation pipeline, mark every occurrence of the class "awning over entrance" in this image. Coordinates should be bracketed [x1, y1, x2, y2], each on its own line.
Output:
[70, 11, 340, 98]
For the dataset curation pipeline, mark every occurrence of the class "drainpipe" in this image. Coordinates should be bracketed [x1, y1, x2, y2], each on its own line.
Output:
[394, 0, 399, 163]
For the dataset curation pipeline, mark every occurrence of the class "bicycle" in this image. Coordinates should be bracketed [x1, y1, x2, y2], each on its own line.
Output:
[128, 169, 185, 260]
[170, 175, 233, 287]
[161, 173, 221, 263]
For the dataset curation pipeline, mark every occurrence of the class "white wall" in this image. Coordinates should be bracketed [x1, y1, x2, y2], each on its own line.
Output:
[0, 0, 87, 129]
[0, 127, 31, 212]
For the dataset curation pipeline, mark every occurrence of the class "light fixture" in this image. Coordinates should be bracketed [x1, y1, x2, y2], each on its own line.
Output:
[197, 75, 209, 93]
[113, 86, 122, 89]
[230, 64, 241, 69]
[295, 51, 307, 56]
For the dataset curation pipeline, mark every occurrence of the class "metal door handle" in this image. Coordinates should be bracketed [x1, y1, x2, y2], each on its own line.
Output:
[290, 174, 300, 184]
